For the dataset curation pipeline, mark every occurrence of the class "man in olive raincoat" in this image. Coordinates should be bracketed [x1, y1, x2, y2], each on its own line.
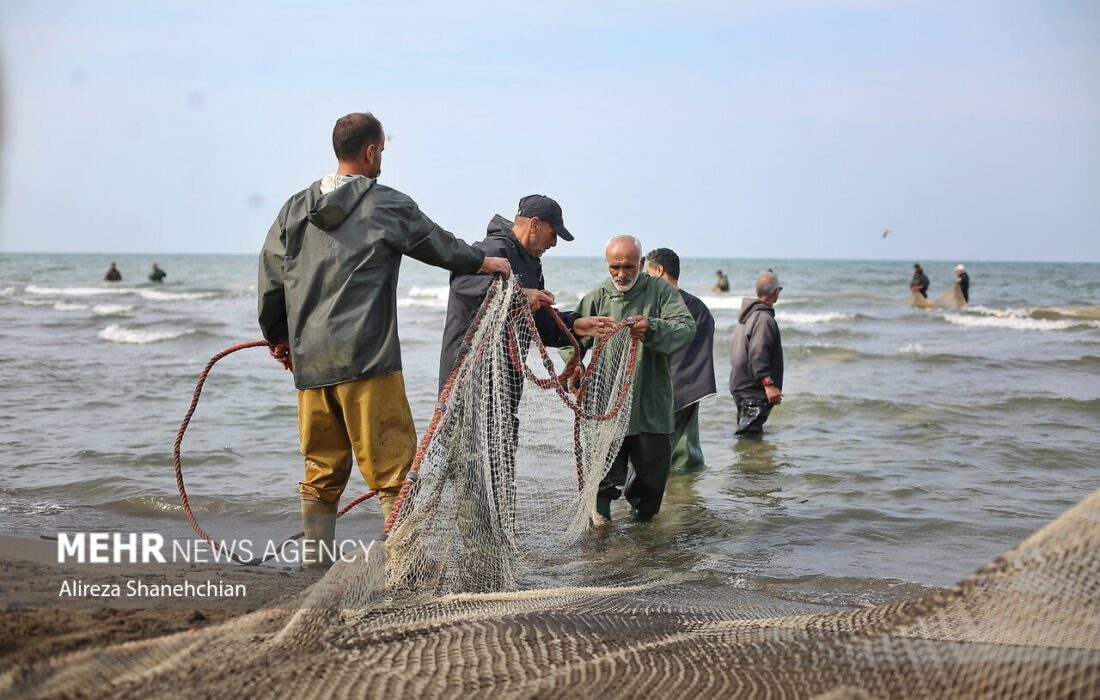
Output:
[564, 236, 696, 522]
[258, 112, 511, 567]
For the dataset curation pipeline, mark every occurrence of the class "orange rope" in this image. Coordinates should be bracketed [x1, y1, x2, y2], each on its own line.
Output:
[384, 279, 640, 534]
[173, 339, 375, 565]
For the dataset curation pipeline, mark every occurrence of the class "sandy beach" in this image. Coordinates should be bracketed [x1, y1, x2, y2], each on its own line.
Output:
[0, 535, 324, 674]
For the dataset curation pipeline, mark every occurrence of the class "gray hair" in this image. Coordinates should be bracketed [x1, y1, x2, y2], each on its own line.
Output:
[605, 235, 643, 259]
[756, 271, 781, 298]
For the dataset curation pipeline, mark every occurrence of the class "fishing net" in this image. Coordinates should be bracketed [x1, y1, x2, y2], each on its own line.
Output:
[383, 277, 637, 595]
[910, 284, 967, 310]
[4, 277, 1099, 699]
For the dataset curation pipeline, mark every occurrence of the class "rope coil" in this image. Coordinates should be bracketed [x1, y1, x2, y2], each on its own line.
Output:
[173, 339, 375, 566]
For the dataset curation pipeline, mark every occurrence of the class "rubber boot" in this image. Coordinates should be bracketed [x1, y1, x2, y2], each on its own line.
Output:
[377, 486, 402, 527]
[595, 497, 612, 523]
[301, 497, 338, 570]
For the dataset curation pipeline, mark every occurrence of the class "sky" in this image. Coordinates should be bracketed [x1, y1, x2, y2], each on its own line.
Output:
[0, 0, 1098, 262]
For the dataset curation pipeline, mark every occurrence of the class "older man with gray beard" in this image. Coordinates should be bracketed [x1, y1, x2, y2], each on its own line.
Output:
[729, 271, 785, 436]
[563, 236, 696, 522]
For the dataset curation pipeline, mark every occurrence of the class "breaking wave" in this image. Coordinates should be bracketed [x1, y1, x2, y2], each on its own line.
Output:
[53, 301, 89, 312]
[92, 303, 135, 316]
[25, 284, 129, 297]
[398, 285, 450, 309]
[98, 324, 197, 344]
[943, 313, 1099, 332]
[136, 289, 217, 301]
[776, 311, 856, 325]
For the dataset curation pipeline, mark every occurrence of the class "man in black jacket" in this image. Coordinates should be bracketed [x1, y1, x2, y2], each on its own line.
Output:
[910, 264, 930, 298]
[435, 196, 613, 539]
[258, 112, 511, 567]
[437, 194, 614, 392]
[646, 248, 716, 470]
[728, 271, 784, 436]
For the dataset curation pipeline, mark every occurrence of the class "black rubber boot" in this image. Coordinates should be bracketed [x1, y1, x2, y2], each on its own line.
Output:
[595, 497, 612, 522]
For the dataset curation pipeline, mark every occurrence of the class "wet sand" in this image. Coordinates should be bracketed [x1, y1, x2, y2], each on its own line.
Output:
[0, 535, 324, 673]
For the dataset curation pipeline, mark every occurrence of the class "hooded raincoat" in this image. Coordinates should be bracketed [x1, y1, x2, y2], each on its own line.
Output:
[728, 298, 784, 399]
[437, 215, 579, 391]
[258, 177, 485, 390]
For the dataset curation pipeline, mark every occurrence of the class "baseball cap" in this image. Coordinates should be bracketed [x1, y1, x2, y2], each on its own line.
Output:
[517, 194, 573, 241]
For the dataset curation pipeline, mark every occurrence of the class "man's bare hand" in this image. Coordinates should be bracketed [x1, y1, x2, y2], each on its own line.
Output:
[628, 315, 650, 340]
[481, 256, 512, 277]
[572, 316, 617, 338]
[523, 288, 556, 311]
[565, 365, 585, 394]
[270, 340, 293, 371]
[765, 385, 782, 405]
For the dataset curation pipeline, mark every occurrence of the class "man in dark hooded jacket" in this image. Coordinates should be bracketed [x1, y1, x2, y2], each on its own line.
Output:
[257, 112, 511, 568]
[437, 194, 614, 392]
[436, 196, 614, 538]
[646, 248, 716, 470]
[910, 264, 930, 298]
[729, 271, 784, 436]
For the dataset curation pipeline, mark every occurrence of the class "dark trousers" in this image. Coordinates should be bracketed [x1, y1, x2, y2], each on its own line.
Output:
[671, 403, 705, 471]
[599, 432, 673, 517]
[733, 394, 773, 436]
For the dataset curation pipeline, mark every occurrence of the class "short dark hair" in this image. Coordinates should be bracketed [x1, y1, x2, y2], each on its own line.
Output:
[332, 112, 384, 161]
[646, 248, 680, 280]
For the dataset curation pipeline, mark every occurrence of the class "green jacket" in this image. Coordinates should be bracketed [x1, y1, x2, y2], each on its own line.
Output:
[258, 176, 484, 389]
[563, 275, 696, 435]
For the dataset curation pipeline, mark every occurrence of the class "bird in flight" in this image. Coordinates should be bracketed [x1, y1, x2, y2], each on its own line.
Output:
[882, 229, 891, 239]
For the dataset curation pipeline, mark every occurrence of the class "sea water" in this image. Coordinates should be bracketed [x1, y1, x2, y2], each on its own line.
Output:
[1, 253, 1097, 604]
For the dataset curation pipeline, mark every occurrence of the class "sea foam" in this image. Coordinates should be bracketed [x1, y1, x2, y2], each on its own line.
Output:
[399, 285, 450, 309]
[53, 302, 90, 312]
[942, 313, 1099, 331]
[137, 289, 216, 301]
[26, 284, 129, 297]
[98, 324, 195, 344]
[776, 311, 855, 325]
[92, 304, 135, 316]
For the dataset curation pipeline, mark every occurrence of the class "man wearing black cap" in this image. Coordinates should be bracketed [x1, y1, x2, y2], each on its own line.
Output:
[437, 194, 614, 391]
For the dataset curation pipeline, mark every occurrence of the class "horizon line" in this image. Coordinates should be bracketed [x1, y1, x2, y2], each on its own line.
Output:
[1, 250, 1098, 265]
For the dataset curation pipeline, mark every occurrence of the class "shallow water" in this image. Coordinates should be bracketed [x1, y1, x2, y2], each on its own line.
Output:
[1, 253, 1098, 605]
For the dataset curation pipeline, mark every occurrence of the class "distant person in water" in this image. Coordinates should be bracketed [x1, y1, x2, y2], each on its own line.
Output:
[955, 264, 970, 304]
[910, 264, 929, 298]
[712, 270, 730, 292]
[104, 262, 122, 282]
[148, 262, 167, 283]
[729, 271, 784, 436]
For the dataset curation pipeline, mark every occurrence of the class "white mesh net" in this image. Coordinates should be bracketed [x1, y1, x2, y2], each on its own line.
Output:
[385, 277, 636, 595]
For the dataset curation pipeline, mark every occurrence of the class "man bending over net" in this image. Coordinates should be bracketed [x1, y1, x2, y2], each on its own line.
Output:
[564, 235, 695, 522]
[436, 195, 615, 541]
[438, 194, 615, 392]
